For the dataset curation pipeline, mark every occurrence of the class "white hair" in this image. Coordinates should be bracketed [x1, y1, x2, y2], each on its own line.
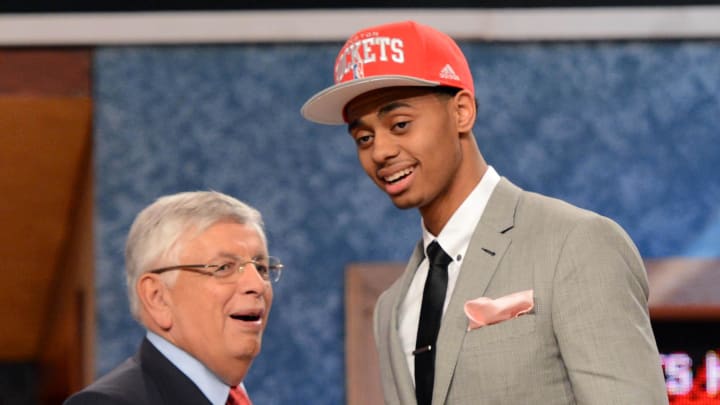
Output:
[124, 190, 265, 320]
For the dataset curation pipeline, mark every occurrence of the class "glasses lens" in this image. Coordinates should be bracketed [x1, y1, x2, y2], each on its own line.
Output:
[268, 256, 283, 282]
[213, 263, 236, 278]
[210, 257, 282, 283]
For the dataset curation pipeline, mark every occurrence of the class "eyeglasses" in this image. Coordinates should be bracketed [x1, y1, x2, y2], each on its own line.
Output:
[148, 256, 284, 283]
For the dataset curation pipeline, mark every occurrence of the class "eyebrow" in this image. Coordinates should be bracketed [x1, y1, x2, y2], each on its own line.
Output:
[213, 251, 267, 262]
[212, 252, 240, 262]
[347, 101, 413, 134]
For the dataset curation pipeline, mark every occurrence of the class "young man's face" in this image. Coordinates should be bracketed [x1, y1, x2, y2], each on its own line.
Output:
[345, 87, 465, 214]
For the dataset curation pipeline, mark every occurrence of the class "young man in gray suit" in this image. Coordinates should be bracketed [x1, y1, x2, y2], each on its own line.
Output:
[302, 20, 668, 405]
[65, 191, 284, 405]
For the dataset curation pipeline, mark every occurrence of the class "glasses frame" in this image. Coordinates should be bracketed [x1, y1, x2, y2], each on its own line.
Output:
[148, 256, 284, 283]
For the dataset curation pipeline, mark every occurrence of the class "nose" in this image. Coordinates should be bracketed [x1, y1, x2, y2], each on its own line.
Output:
[237, 262, 269, 295]
[371, 131, 400, 163]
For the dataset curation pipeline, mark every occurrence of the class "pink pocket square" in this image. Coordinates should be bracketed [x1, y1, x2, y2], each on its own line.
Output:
[464, 290, 534, 331]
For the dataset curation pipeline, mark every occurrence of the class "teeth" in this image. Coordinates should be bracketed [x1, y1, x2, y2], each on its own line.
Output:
[385, 168, 413, 183]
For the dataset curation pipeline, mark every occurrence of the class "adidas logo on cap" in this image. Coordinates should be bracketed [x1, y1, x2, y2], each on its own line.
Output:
[439, 64, 460, 81]
[301, 20, 475, 125]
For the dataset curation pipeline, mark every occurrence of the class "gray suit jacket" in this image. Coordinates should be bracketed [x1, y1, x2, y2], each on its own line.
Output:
[373, 178, 668, 405]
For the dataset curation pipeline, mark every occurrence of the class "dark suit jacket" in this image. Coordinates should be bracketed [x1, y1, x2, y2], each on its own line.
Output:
[374, 178, 669, 404]
[64, 338, 212, 405]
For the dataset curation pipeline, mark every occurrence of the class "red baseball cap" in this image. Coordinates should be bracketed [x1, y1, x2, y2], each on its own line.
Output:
[301, 20, 475, 125]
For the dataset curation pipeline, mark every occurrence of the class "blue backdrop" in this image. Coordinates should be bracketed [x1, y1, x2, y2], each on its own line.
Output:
[94, 40, 720, 404]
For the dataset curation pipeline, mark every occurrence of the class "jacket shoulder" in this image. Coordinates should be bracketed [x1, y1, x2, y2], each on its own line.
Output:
[64, 357, 148, 405]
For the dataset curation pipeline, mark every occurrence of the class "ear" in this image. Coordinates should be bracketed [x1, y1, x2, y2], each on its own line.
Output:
[454, 89, 477, 134]
[137, 273, 173, 330]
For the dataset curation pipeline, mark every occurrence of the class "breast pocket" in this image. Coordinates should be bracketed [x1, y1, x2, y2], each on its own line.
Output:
[461, 313, 536, 349]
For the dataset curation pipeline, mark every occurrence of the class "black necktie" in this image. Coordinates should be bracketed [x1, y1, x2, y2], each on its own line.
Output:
[414, 240, 452, 405]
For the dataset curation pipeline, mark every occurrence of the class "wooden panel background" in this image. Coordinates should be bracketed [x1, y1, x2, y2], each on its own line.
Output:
[0, 48, 94, 403]
[345, 263, 404, 405]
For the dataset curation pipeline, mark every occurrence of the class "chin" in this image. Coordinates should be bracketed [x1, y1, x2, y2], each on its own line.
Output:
[234, 340, 262, 359]
[389, 196, 420, 210]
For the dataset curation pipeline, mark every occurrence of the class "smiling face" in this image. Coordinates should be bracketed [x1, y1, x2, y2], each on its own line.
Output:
[159, 221, 273, 384]
[345, 86, 483, 233]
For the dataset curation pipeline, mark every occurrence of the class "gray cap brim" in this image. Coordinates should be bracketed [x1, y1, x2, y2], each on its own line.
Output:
[301, 75, 440, 125]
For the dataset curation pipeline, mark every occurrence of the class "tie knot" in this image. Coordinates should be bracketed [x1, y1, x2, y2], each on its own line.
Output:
[227, 386, 252, 405]
[426, 241, 452, 268]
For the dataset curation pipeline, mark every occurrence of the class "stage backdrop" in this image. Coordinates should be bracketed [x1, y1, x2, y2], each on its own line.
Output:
[94, 40, 720, 404]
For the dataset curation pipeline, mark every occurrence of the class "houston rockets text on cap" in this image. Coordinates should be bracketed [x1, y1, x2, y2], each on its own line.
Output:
[301, 20, 474, 125]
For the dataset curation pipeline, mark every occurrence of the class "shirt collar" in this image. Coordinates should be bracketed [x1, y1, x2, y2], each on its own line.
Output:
[422, 165, 500, 259]
[146, 331, 239, 405]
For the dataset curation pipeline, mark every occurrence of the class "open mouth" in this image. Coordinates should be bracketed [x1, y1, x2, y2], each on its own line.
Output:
[384, 167, 414, 184]
[230, 312, 262, 322]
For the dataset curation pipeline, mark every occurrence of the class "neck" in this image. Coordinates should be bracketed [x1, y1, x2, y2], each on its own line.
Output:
[146, 325, 252, 387]
[216, 361, 251, 386]
[420, 138, 487, 236]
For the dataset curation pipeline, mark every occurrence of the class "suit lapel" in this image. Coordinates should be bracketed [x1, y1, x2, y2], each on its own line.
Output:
[432, 178, 521, 404]
[388, 241, 425, 404]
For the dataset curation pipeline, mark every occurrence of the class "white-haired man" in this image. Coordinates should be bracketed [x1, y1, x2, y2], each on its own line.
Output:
[65, 191, 283, 405]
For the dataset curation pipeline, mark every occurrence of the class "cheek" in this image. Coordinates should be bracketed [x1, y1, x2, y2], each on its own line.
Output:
[195, 289, 232, 318]
[264, 290, 274, 315]
[189, 297, 218, 323]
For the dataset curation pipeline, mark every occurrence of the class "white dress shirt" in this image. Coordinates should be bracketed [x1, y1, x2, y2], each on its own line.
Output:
[146, 331, 249, 405]
[398, 165, 500, 381]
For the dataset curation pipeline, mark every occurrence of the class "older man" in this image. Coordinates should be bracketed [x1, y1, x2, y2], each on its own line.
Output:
[65, 191, 283, 405]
